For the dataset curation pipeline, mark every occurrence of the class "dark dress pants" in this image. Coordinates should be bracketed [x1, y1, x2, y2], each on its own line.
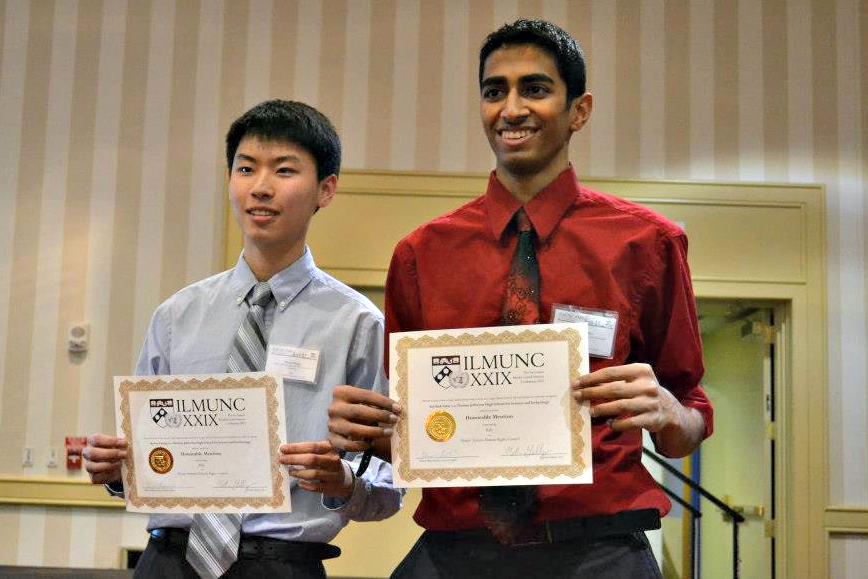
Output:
[133, 535, 326, 579]
[391, 530, 663, 579]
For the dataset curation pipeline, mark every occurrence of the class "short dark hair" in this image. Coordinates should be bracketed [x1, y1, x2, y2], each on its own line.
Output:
[225, 99, 341, 181]
[479, 19, 586, 102]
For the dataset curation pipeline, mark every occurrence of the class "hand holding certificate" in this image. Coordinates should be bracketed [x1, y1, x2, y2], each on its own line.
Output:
[389, 323, 591, 488]
[113, 372, 291, 513]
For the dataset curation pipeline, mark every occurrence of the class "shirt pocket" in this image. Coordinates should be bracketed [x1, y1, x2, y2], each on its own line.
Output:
[170, 351, 228, 374]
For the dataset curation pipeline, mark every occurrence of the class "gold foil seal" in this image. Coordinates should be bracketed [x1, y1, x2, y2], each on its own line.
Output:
[425, 411, 456, 442]
[148, 447, 173, 474]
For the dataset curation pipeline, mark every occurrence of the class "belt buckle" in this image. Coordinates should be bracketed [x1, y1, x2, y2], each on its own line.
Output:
[507, 521, 554, 548]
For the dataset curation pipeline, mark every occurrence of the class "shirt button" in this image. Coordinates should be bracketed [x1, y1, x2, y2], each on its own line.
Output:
[279, 300, 288, 311]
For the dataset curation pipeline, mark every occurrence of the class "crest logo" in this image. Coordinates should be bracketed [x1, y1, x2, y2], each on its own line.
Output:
[150, 398, 174, 427]
[432, 355, 468, 388]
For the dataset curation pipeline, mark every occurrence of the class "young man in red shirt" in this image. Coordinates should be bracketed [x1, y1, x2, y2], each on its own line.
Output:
[329, 19, 712, 577]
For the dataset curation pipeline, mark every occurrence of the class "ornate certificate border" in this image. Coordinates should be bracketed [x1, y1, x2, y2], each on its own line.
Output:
[118, 374, 286, 511]
[394, 327, 586, 484]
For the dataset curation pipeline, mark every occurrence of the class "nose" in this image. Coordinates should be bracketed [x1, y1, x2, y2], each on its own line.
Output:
[250, 171, 273, 199]
[500, 89, 528, 123]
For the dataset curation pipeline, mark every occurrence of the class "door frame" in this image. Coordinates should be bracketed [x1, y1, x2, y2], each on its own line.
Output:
[694, 297, 789, 578]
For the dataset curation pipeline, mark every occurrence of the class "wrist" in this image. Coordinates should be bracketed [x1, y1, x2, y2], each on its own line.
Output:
[371, 437, 393, 463]
[321, 460, 359, 510]
[655, 405, 704, 458]
[336, 459, 355, 499]
[657, 384, 684, 431]
[104, 480, 125, 497]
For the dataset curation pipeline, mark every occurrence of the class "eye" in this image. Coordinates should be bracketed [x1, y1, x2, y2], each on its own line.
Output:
[236, 165, 253, 174]
[482, 87, 505, 101]
[276, 167, 298, 176]
[523, 84, 550, 98]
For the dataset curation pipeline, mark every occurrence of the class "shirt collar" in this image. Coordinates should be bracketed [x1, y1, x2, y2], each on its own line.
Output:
[229, 247, 316, 312]
[484, 165, 581, 242]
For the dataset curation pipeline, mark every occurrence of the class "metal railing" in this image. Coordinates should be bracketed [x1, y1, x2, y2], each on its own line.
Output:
[643, 448, 746, 579]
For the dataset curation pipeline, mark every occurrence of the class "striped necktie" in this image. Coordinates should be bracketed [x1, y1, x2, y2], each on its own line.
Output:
[185, 282, 273, 578]
[480, 208, 541, 544]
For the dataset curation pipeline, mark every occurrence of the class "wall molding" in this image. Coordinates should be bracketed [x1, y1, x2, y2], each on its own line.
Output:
[826, 507, 868, 533]
[0, 476, 123, 508]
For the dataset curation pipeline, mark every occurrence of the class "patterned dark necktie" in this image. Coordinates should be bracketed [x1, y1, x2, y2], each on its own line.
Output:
[186, 282, 273, 578]
[479, 208, 541, 544]
[502, 208, 540, 325]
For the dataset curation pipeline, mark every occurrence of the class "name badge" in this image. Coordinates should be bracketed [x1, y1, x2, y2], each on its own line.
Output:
[265, 345, 320, 384]
[551, 304, 619, 359]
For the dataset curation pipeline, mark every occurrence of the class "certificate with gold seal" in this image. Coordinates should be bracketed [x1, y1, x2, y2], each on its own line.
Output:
[113, 372, 291, 513]
[389, 323, 591, 488]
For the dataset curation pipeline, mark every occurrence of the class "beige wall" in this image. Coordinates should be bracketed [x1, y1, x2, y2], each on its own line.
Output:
[0, 0, 866, 573]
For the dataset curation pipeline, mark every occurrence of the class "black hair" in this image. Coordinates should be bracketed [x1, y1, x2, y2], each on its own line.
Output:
[225, 99, 341, 181]
[479, 19, 586, 102]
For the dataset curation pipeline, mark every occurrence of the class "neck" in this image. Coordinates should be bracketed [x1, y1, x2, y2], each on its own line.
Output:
[242, 242, 304, 281]
[496, 158, 570, 204]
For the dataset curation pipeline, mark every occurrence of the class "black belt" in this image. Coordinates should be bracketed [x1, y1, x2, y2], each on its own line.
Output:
[435, 508, 661, 547]
[149, 528, 341, 561]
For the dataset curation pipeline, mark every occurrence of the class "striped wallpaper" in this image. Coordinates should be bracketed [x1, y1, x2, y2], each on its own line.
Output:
[0, 0, 866, 574]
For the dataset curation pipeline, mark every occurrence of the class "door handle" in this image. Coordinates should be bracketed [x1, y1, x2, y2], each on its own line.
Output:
[722, 495, 766, 520]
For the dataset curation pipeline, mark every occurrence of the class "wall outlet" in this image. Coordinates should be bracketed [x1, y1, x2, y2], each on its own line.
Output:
[22, 447, 33, 467]
[47, 447, 59, 468]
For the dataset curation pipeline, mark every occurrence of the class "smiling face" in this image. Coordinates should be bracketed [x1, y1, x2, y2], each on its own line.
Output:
[229, 136, 335, 276]
[480, 44, 591, 194]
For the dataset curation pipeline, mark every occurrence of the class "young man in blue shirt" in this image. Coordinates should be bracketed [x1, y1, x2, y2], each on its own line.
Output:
[84, 100, 401, 579]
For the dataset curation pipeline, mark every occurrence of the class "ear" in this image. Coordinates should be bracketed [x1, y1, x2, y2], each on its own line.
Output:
[569, 92, 593, 133]
[317, 174, 338, 210]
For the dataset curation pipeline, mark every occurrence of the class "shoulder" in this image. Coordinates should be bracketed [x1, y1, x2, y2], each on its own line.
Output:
[577, 186, 688, 260]
[398, 195, 487, 250]
[151, 268, 235, 321]
[307, 267, 383, 324]
[579, 186, 685, 241]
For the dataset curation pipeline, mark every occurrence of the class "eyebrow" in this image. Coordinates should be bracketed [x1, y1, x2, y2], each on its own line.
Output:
[234, 153, 303, 164]
[481, 73, 556, 88]
[272, 155, 303, 164]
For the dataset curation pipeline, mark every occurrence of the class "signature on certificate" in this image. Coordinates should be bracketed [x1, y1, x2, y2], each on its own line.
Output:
[415, 448, 484, 463]
[215, 479, 255, 490]
[503, 443, 555, 457]
[417, 448, 460, 460]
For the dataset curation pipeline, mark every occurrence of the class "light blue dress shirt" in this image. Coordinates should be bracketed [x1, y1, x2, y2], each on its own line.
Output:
[133, 249, 401, 543]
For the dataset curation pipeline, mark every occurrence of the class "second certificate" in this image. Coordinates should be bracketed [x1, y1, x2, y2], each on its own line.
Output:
[390, 323, 591, 488]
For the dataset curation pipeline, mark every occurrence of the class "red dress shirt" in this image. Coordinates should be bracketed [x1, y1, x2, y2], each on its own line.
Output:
[385, 167, 713, 531]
